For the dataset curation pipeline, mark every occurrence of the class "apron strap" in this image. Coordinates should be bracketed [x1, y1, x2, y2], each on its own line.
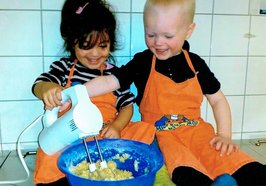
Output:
[65, 59, 78, 88]
[182, 49, 197, 74]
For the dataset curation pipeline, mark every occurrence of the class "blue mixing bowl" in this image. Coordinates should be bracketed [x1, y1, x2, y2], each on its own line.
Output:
[58, 139, 164, 186]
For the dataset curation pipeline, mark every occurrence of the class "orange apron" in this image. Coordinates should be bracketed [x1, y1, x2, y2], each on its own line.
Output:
[139, 50, 255, 179]
[34, 61, 155, 184]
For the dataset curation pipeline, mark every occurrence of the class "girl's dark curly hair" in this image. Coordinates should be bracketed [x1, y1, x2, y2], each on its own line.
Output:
[60, 0, 117, 59]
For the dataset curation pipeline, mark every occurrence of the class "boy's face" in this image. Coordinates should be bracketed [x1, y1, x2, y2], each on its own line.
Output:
[144, 5, 194, 60]
[74, 33, 110, 70]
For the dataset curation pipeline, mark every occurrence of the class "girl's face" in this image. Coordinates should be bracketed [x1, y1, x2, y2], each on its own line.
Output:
[74, 33, 110, 70]
[144, 5, 195, 60]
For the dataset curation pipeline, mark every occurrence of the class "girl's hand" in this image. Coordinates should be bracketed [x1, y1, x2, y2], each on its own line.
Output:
[42, 84, 64, 110]
[100, 125, 120, 139]
[209, 135, 239, 156]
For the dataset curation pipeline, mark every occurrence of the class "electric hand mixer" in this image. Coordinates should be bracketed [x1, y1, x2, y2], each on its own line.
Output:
[38, 84, 107, 172]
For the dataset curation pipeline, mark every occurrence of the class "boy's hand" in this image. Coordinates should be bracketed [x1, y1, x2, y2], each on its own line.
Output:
[209, 135, 239, 156]
[59, 99, 72, 112]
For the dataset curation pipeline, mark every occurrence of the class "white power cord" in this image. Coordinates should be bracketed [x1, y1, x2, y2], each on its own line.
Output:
[0, 114, 43, 185]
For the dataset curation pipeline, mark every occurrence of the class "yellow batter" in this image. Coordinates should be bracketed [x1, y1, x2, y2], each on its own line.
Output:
[71, 159, 134, 180]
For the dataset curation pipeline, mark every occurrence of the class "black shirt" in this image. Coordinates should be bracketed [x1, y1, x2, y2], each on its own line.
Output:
[113, 41, 221, 105]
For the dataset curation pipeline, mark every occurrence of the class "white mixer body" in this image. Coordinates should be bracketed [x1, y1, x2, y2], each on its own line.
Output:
[38, 84, 103, 155]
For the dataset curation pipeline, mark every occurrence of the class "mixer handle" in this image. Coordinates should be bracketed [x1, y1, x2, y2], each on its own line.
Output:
[43, 85, 88, 127]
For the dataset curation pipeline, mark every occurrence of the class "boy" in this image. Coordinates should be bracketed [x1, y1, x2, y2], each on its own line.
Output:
[83, 0, 266, 185]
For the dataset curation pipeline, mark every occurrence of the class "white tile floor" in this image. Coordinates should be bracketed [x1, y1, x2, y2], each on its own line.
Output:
[0, 139, 265, 186]
[0, 150, 35, 186]
[237, 139, 266, 164]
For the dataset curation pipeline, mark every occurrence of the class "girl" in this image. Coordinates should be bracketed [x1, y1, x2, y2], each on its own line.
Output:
[32, 0, 155, 185]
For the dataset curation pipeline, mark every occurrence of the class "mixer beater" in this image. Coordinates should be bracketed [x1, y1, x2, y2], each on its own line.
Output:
[83, 136, 117, 178]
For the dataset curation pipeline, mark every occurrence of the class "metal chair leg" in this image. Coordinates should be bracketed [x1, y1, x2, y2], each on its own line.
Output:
[0, 151, 12, 169]
[23, 151, 37, 158]
[255, 139, 266, 146]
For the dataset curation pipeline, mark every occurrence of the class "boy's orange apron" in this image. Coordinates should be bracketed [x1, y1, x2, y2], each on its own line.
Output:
[34, 61, 155, 184]
[139, 50, 255, 179]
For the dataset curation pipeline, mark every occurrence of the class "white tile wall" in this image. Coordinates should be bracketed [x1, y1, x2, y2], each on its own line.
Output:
[249, 16, 266, 55]
[0, 11, 42, 56]
[243, 96, 266, 132]
[206, 96, 245, 133]
[109, 0, 131, 12]
[132, 0, 146, 12]
[211, 15, 250, 56]
[0, 0, 40, 9]
[1, 0, 266, 152]
[42, 11, 64, 56]
[214, 0, 250, 14]
[196, 0, 213, 14]
[246, 57, 266, 94]
[189, 15, 212, 56]
[41, 0, 64, 10]
[0, 57, 43, 100]
[210, 57, 247, 95]
[114, 13, 131, 56]
[0, 101, 43, 150]
[131, 14, 146, 54]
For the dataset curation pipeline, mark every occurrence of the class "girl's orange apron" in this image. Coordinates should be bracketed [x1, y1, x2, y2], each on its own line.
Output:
[139, 50, 255, 179]
[34, 61, 155, 184]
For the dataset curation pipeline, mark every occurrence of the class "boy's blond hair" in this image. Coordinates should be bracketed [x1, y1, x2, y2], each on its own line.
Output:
[144, 0, 195, 24]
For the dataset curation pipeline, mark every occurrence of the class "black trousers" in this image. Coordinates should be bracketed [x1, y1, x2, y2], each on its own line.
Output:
[172, 162, 266, 186]
[36, 177, 70, 186]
